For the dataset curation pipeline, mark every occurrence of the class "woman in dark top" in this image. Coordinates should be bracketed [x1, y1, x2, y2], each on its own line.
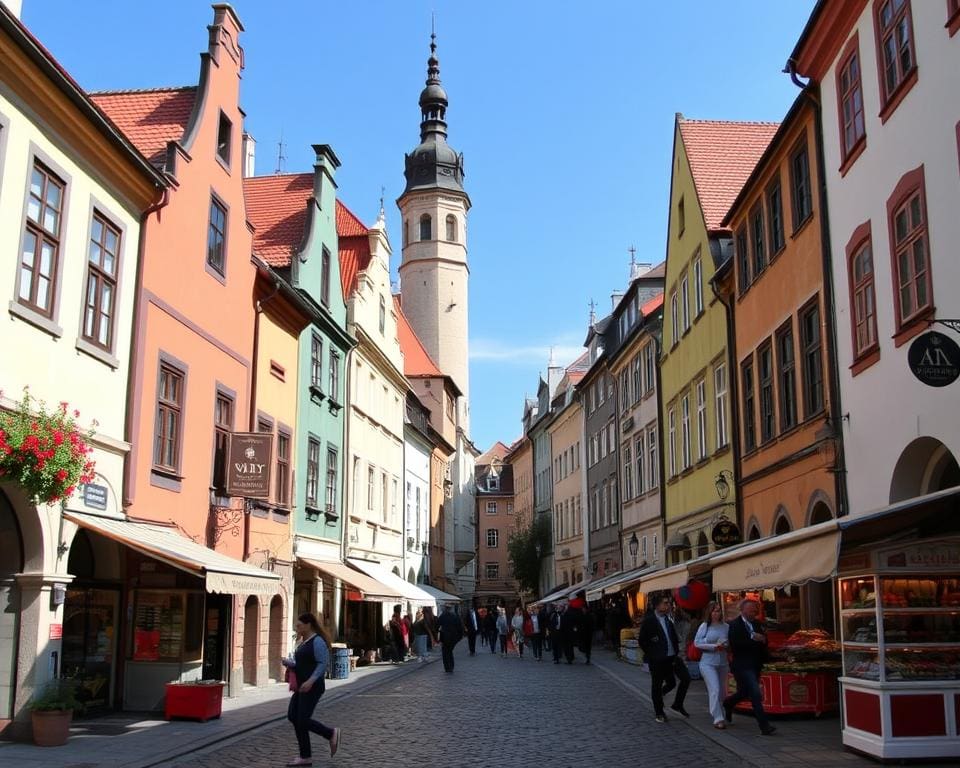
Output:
[281, 613, 341, 766]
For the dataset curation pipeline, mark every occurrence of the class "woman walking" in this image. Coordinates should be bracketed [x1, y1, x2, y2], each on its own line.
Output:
[511, 607, 526, 658]
[412, 609, 429, 661]
[495, 606, 510, 657]
[694, 601, 730, 729]
[282, 613, 341, 766]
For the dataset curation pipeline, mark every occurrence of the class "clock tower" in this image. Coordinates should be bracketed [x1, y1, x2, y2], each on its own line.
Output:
[397, 32, 471, 432]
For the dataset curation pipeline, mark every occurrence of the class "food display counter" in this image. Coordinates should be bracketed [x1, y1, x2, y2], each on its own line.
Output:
[838, 538, 960, 760]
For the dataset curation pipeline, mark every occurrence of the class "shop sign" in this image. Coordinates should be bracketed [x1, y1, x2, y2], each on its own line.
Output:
[225, 432, 273, 498]
[205, 570, 280, 597]
[907, 331, 960, 388]
[882, 542, 960, 570]
[82, 483, 109, 510]
[712, 519, 742, 547]
[49, 623, 62, 640]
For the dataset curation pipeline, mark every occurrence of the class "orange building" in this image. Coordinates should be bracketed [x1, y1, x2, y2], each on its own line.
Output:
[475, 442, 520, 605]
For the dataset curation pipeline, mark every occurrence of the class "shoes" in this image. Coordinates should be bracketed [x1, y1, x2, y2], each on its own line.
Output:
[761, 726, 777, 736]
[723, 700, 734, 723]
[329, 727, 340, 756]
[287, 759, 312, 767]
[714, 722, 726, 730]
[655, 714, 667, 724]
[670, 704, 690, 718]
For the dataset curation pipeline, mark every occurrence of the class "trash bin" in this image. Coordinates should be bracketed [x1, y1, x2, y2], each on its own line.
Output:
[331, 643, 350, 679]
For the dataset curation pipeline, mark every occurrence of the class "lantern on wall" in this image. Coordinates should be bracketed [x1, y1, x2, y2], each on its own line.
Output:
[673, 580, 710, 611]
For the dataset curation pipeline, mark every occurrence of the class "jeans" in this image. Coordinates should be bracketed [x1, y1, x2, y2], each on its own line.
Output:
[498, 634, 508, 654]
[529, 633, 543, 659]
[725, 666, 770, 731]
[488, 630, 498, 653]
[413, 634, 428, 657]
[288, 685, 333, 759]
[699, 663, 728, 724]
[650, 656, 690, 717]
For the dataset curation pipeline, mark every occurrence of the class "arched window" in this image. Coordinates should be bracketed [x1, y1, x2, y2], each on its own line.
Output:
[810, 502, 833, 525]
[445, 214, 457, 242]
[419, 214, 432, 241]
[747, 524, 761, 541]
[696, 531, 709, 557]
[774, 512, 792, 536]
[403, 219, 410, 247]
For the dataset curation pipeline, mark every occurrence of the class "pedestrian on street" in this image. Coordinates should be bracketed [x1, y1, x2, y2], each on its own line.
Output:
[484, 607, 498, 654]
[570, 592, 592, 664]
[526, 605, 543, 661]
[402, 609, 414, 660]
[638, 595, 691, 723]
[412, 608, 430, 662]
[511, 607, 526, 658]
[694, 600, 730, 730]
[464, 600, 480, 656]
[548, 603, 564, 663]
[723, 598, 776, 735]
[388, 605, 406, 664]
[436, 603, 464, 672]
[281, 613, 340, 766]
[496, 606, 510, 657]
[561, 596, 582, 664]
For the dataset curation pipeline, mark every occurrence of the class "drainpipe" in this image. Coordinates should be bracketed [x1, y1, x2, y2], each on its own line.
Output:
[786, 60, 849, 520]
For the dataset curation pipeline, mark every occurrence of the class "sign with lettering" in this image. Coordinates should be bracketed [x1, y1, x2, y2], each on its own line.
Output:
[881, 541, 960, 571]
[82, 483, 108, 510]
[907, 331, 960, 387]
[225, 433, 273, 499]
[712, 519, 742, 547]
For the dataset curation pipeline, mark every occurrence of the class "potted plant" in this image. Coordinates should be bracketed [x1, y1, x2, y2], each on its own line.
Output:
[29, 678, 78, 746]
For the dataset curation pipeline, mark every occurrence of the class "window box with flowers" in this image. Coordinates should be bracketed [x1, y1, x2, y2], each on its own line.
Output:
[0, 389, 96, 505]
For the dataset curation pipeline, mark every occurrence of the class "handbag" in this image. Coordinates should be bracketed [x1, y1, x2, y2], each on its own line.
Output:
[685, 640, 702, 662]
[285, 667, 298, 692]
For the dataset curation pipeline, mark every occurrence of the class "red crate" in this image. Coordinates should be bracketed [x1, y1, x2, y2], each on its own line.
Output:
[164, 682, 226, 722]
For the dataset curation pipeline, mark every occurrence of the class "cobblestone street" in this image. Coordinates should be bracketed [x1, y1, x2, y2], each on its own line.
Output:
[163, 644, 739, 768]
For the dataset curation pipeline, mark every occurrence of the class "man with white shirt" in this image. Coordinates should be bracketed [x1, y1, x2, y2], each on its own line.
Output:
[638, 595, 690, 723]
[723, 598, 776, 735]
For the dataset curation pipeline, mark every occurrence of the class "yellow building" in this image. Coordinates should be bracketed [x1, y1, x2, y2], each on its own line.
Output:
[659, 115, 777, 563]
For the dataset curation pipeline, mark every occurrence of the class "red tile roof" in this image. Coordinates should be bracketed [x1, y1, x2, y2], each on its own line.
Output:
[336, 201, 371, 299]
[394, 295, 443, 378]
[641, 293, 664, 316]
[678, 118, 779, 232]
[243, 173, 312, 266]
[336, 200, 368, 237]
[90, 87, 196, 167]
[478, 442, 511, 464]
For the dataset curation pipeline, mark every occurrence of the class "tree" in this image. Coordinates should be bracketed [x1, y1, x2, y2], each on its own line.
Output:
[507, 514, 551, 597]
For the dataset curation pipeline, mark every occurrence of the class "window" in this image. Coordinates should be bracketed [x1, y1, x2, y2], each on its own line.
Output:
[610, 481, 618, 525]
[653, 533, 659, 562]
[212, 391, 233, 494]
[800, 301, 825, 417]
[320, 247, 331, 307]
[391, 477, 398, 522]
[154, 364, 184, 472]
[849, 235, 879, 358]
[486, 528, 499, 548]
[216, 111, 232, 165]
[310, 334, 323, 389]
[736, 226, 750, 293]
[680, 274, 690, 331]
[714, 363, 728, 448]
[693, 252, 703, 315]
[767, 177, 785, 255]
[751, 202, 766, 277]
[678, 195, 685, 235]
[759, 343, 774, 443]
[20, 162, 64, 316]
[888, 171, 932, 329]
[506, 502, 514, 515]
[325, 446, 338, 513]
[696, 378, 707, 461]
[367, 466, 375, 511]
[742, 359, 756, 452]
[328, 350, 340, 401]
[485, 562, 499, 579]
[619, 370, 630, 414]
[207, 197, 227, 275]
[622, 442, 633, 501]
[670, 291, 679, 345]
[647, 426, 658, 489]
[486, 501, 497, 515]
[632, 355, 642, 404]
[641, 535, 648, 560]
[644, 343, 656, 393]
[487, 474, 500, 491]
[776, 323, 797, 432]
[598, 378, 605, 405]
[680, 394, 691, 469]
[419, 213, 432, 240]
[379, 295, 386, 334]
[83, 213, 121, 350]
[634, 433, 645, 495]
[445, 214, 457, 242]
[874, 0, 916, 110]
[668, 408, 676, 477]
[276, 430, 291, 506]
[403, 219, 409, 247]
[601, 480, 609, 527]
[306, 438, 321, 507]
[382, 473, 390, 522]
[790, 142, 813, 230]
[837, 42, 866, 160]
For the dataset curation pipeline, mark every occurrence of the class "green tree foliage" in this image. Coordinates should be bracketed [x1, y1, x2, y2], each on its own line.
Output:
[507, 514, 551, 596]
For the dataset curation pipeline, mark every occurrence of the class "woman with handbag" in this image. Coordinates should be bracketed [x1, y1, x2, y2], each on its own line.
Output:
[694, 601, 730, 729]
[281, 613, 341, 766]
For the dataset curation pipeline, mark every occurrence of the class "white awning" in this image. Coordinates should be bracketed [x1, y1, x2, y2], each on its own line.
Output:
[346, 558, 436, 605]
[418, 583, 461, 604]
[300, 558, 403, 601]
[636, 562, 691, 594]
[65, 511, 281, 597]
[586, 564, 657, 601]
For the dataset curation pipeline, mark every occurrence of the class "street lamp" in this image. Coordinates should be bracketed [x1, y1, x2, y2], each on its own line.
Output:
[715, 470, 735, 501]
[628, 532, 639, 566]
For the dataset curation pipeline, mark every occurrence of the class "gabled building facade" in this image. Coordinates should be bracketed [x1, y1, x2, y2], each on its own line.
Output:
[474, 442, 518, 605]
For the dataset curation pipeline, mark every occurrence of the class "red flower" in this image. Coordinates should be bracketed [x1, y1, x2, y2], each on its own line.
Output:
[52, 430, 64, 446]
[56, 469, 68, 482]
[64, 485, 75, 497]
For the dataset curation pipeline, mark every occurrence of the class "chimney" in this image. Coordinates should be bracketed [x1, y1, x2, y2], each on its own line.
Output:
[611, 291, 624, 311]
[630, 261, 652, 280]
[241, 132, 255, 177]
[311, 143, 341, 210]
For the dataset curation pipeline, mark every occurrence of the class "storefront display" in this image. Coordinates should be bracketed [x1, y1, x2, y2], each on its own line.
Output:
[61, 588, 119, 715]
[838, 538, 960, 760]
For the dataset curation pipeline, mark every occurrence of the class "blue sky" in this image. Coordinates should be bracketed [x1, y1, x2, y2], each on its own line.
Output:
[23, 0, 815, 453]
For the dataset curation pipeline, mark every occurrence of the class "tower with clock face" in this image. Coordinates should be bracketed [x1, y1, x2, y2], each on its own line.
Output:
[397, 32, 471, 433]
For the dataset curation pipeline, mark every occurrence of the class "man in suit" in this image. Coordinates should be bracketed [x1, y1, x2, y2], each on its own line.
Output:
[436, 603, 463, 673]
[638, 594, 690, 723]
[463, 600, 480, 656]
[723, 598, 775, 735]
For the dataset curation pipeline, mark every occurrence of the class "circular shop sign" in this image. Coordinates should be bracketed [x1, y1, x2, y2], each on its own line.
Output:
[907, 331, 960, 388]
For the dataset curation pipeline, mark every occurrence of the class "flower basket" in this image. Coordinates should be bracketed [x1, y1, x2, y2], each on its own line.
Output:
[0, 389, 96, 505]
[29, 678, 78, 747]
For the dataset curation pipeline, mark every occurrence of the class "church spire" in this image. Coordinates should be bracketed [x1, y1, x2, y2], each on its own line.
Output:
[419, 27, 448, 143]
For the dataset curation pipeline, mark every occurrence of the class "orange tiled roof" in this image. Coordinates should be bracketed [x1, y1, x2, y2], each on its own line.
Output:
[641, 293, 664, 316]
[336, 201, 370, 299]
[90, 87, 197, 167]
[336, 200, 368, 237]
[244, 173, 312, 267]
[394, 295, 443, 378]
[678, 118, 779, 232]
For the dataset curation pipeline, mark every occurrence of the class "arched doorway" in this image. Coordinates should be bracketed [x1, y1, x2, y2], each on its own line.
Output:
[0, 491, 23, 722]
[268, 596, 283, 683]
[890, 437, 960, 502]
[243, 596, 259, 686]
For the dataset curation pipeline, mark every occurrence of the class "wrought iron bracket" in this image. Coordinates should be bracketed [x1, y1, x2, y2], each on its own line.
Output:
[933, 319, 960, 334]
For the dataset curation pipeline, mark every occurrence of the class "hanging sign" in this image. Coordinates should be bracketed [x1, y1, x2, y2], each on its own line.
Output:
[712, 519, 742, 547]
[225, 432, 273, 498]
[907, 331, 960, 387]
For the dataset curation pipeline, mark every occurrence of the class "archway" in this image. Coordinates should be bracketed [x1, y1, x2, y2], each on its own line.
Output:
[774, 509, 792, 536]
[243, 596, 259, 686]
[806, 490, 834, 526]
[696, 531, 709, 558]
[0, 491, 23, 722]
[890, 437, 960, 503]
[268, 596, 283, 683]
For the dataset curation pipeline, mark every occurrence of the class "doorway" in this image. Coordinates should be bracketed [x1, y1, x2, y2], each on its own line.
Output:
[0, 491, 22, 723]
[268, 596, 283, 682]
[202, 594, 231, 681]
[243, 596, 259, 686]
[61, 587, 120, 715]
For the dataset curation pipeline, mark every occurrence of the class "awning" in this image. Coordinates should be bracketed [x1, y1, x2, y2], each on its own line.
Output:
[346, 558, 436, 605]
[586, 564, 657, 601]
[299, 558, 402, 601]
[711, 520, 840, 592]
[65, 511, 281, 597]
[418, 583, 461, 604]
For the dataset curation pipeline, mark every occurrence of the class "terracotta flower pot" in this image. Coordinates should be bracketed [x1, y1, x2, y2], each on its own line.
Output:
[31, 709, 72, 747]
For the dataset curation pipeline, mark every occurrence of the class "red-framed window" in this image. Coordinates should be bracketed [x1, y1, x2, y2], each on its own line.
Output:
[873, 0, 917, 120]
[846, 224, 879, 364]
[836, 34, 866, 168]
[886, 165, 933, 340]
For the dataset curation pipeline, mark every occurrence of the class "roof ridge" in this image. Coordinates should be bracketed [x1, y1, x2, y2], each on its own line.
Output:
[90, 85, 196, 96]
[337, 199, 368, 232]
[679, 117, 780, 127]
[245, 171, 312, 181]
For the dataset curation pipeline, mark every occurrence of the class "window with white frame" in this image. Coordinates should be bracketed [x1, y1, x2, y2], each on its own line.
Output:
[693, 251, 704, 315]
[641, 535, 648, 559]
[644, 342, 656, 393]
[486, 500, 497, 515]
[653, 533, 659, 562]
[619, 370, 630, 414]
[668, 408, 677, 477]
[485, 562, 499, 579]
[622, 442, 633, 501]
[681, 273, 690, 331]
[634, 433, 645, 496]
[696, 378, 707, 461]
[648, 426, 658, 490]
[681, 394, 691, 470]
[486, 529, 499, 548]
[632, 354, 642, 404]
[671, 291, 679, 345]
[714, 363, 729, 448]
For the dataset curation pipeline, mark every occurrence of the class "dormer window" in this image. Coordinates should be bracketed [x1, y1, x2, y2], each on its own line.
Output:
[487, 476, 500, 491]
[216, 111, 232, 166]
[445, 214, 457, 242]
[419, 214, 432, 241]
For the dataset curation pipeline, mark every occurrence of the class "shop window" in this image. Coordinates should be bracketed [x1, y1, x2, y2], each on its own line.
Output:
[132, 590, 203, 662]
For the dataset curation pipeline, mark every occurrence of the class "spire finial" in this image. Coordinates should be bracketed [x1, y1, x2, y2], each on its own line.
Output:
[431, 12, 436, 55]
[629, 244, 637, 265]
[379, 185, 385, 219]
[549, 346, 555, 367]
[588, 299, 597, 326]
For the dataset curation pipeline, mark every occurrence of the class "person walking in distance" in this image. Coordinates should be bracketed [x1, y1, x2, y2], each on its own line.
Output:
[526, 605, 544, 661]
[638, 595, 691, 723]
[281, 613, 340, 766]
[436, 603, 463, 672]
[495, 606, 510, 657]
[723, 598, 776, 735]
[464, 600, 480, 656]
[548, 603, 564, 663]
[694, 601, 730, 729]
[412, 608, 429, 662]
[484, 607, 498, 654]
[387, 605, 406, 664]
[510, 607, 526, 658]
